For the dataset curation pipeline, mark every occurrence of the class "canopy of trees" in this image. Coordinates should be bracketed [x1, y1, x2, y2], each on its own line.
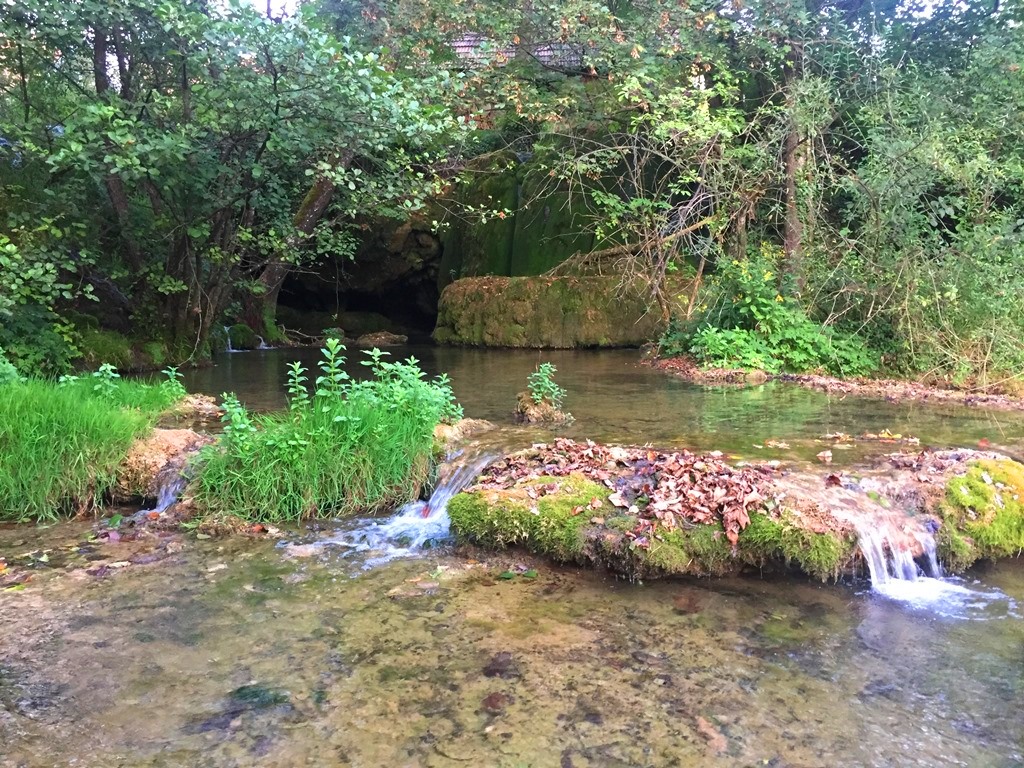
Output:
[2, 0, 1022, 386]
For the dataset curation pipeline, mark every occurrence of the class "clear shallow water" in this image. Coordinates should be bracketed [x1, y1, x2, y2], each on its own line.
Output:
[1, 524, 1022, 767]
[3, 346, 1024, 766]
[184, 346, 1024, 464]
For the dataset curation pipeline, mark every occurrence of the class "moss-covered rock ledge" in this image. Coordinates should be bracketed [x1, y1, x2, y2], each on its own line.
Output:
[433, 276, 681, 348]
[448, 440, 1024, 581]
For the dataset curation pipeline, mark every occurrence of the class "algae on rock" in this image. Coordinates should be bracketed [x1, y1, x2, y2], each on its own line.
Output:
[938, 458, 1024, 571]
[448, 473, 858, 581]
[434, 275, 680, 348]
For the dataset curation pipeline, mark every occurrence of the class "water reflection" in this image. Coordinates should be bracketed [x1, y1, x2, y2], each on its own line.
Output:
[184, 346, 1024, 463]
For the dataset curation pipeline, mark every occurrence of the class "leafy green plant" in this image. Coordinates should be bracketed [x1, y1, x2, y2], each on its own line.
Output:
[527, 362, 567, 408]
[161, 366, 187, 400]
[0, 347, 21, 384]
[191, 345, 463, 523]
[662, 250, 877, 377]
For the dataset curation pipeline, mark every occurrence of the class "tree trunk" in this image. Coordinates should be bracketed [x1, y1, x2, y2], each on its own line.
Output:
[782, 121, 804, 291]
[243, 151, 352, 338]
[780, 38, 807, 294]
[94, 28, 143, 273]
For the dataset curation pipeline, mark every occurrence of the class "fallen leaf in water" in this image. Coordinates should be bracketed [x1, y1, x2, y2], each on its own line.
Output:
[765, 440, 791, 449]
[817, 450, 833, 464]
[206, 563, 228, 573]
[498, 570, 516, 580]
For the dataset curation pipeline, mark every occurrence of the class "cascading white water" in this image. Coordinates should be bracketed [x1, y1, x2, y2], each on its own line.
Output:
[855, 522, 1017, 618]
[290, 451, 496, 567]
[855, 523, 924, 586]
[131, 472, 186, 523]
[256, 335, 270, 350]
[223, 326, 236, 353]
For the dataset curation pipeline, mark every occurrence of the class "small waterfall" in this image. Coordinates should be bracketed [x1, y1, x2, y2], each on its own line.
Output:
[132, 472, 186, 523]
[915, 531, 943, 579]
[224, 326, 235, 353]
[287, 451, 496, 566]
[855, 523, 927, 586]
[855, 522, 1017, 618]
[256, 335, 270, 350]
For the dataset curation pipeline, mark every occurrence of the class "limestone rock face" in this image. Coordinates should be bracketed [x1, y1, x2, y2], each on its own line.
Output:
[434, 276, 679, 348]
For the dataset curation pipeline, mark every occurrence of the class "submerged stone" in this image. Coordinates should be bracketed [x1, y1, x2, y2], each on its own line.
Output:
[229, 683, 290, 709]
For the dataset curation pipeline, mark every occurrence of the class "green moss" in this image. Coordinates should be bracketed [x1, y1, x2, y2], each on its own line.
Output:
[939, 458, 1024, 571]
[141, 341, 167, 367]
[438, 152, 519, 289]
[738, 510, 856, 582]
[208, 324, 228, 353]
[645, 524, 734, 575]
[76, 327, 135, 369]
[937, 523, 979, 573]
[448, 474, 606, 561]
[227, 323, 260, 351]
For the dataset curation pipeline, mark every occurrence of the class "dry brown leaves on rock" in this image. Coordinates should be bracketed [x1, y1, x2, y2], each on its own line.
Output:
[475, 439, 775, 547]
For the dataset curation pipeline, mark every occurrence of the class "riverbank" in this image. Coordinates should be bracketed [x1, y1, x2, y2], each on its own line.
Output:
[652, 356, 1024, 412]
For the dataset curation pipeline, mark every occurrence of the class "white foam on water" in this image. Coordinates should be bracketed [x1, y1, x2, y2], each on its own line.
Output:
[855, 522, 1018, 620]
[290, 451, 496, 568]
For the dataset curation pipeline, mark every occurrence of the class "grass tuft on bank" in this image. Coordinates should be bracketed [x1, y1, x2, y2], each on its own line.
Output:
[0, 366, 186, 522]
[191, 340, 462, 523]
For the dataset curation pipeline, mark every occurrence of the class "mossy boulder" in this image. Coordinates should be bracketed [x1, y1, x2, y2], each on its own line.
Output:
[448, 474, 858, 581]
[227, 323, 260, 351]
[434, 276, 679, 348]
[74, 326, 173, 372]
[937, 458, 1024, 571]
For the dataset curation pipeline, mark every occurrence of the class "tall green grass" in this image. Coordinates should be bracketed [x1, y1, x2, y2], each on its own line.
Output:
[192, 341, 463, 523]
[0, 367, 183, 522]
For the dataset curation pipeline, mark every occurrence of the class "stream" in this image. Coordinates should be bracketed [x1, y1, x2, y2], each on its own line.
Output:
[2, 347, 1023, 766]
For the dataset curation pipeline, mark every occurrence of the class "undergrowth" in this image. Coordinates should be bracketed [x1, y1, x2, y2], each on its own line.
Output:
[660, 248, 878, 376]
[0, 367, 184, 522]
[191, 340, 463, 523]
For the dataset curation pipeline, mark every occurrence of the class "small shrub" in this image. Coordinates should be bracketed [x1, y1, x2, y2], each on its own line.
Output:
[191, 341, 463, 523]
[528, 362, 567, 408]
[660, 249, 878, 376]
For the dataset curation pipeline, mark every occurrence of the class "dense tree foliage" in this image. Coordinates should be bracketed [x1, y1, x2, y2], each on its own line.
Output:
[1, 0, 465, 368]
[2, 0, 1022, 386]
